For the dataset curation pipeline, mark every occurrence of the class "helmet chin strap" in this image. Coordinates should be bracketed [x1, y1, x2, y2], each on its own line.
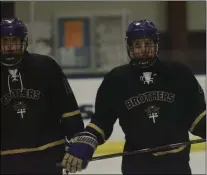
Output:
[130, 56, 158, 68]
[1, 57, 23, 68]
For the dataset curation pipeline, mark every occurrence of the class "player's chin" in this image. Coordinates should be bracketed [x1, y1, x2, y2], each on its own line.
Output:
[134, 56, 149, 60]
[134, 53, 150, 57]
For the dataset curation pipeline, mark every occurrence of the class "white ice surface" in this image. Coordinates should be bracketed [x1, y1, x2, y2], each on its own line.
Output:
[72, 152, 206, 174]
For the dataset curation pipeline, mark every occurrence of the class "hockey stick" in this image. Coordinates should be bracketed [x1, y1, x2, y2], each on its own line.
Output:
[92, 138, 206, 161]
[56, 138, 205, 167]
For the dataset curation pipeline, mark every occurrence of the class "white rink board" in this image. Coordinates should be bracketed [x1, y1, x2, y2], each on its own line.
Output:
[68, 75, 206, 141]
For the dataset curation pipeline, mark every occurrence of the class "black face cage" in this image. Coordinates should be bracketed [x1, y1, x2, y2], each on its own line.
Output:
[1, 36, 28, 55]
[127, 38, 159, 59]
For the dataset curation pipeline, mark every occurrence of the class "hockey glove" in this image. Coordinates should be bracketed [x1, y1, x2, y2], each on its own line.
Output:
[61, 132, 98, 173]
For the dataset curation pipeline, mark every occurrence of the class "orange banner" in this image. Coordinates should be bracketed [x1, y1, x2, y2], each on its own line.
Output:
[64, 20, 83, 48]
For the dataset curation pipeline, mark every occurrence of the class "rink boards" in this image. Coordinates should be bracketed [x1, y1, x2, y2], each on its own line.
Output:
[68, 75, 206, 155]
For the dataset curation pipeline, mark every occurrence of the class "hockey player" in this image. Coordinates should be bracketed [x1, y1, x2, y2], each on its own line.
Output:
[1, 18, 84, 174]
[61, 19, 206, 174]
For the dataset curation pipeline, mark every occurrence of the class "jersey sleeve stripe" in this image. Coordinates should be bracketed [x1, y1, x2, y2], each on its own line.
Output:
[1, 139, 65, 156]
[87, 122, 106, 141]
[189, 110, 206, 133]
[62, 110, 81, 118]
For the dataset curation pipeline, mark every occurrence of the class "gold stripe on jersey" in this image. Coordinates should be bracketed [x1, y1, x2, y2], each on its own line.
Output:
[1, 139, 65, 156]
[153, 111, 206, 156]
[189, 110, 206, 133]
[62, 110, 81, 118]
[153, 145, 187, 156]
[87, 122, 106, 141]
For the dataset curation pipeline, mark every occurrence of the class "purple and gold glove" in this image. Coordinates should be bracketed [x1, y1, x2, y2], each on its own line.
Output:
[61, 132, 98, 173]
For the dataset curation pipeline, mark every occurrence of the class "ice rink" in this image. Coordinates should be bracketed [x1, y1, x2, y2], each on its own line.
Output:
[74, 152, 206, 174]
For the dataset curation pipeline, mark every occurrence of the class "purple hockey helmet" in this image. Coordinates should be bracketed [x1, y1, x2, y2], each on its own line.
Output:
[1, 18, 28, 67]
[126, 19, 159, 68]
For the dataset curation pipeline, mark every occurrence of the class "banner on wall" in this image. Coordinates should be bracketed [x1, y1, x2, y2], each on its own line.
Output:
[56, 17, 90, 68]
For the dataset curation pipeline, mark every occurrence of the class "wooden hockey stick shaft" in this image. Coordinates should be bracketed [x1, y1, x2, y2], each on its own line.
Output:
[56, 138, 206, 167]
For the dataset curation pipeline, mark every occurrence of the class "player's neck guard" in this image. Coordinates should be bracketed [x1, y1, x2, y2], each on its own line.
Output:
[1, 53, 25, 68]
[130, 56, 158, 68]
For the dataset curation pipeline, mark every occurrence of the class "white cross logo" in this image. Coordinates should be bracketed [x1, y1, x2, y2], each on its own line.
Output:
[17, 109, 26, 119]
[149, 112, 158, 123]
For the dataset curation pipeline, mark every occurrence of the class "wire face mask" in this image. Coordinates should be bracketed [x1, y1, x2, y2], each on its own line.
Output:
[1, 36, 27, 67]
[128, 38, 157, 64]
